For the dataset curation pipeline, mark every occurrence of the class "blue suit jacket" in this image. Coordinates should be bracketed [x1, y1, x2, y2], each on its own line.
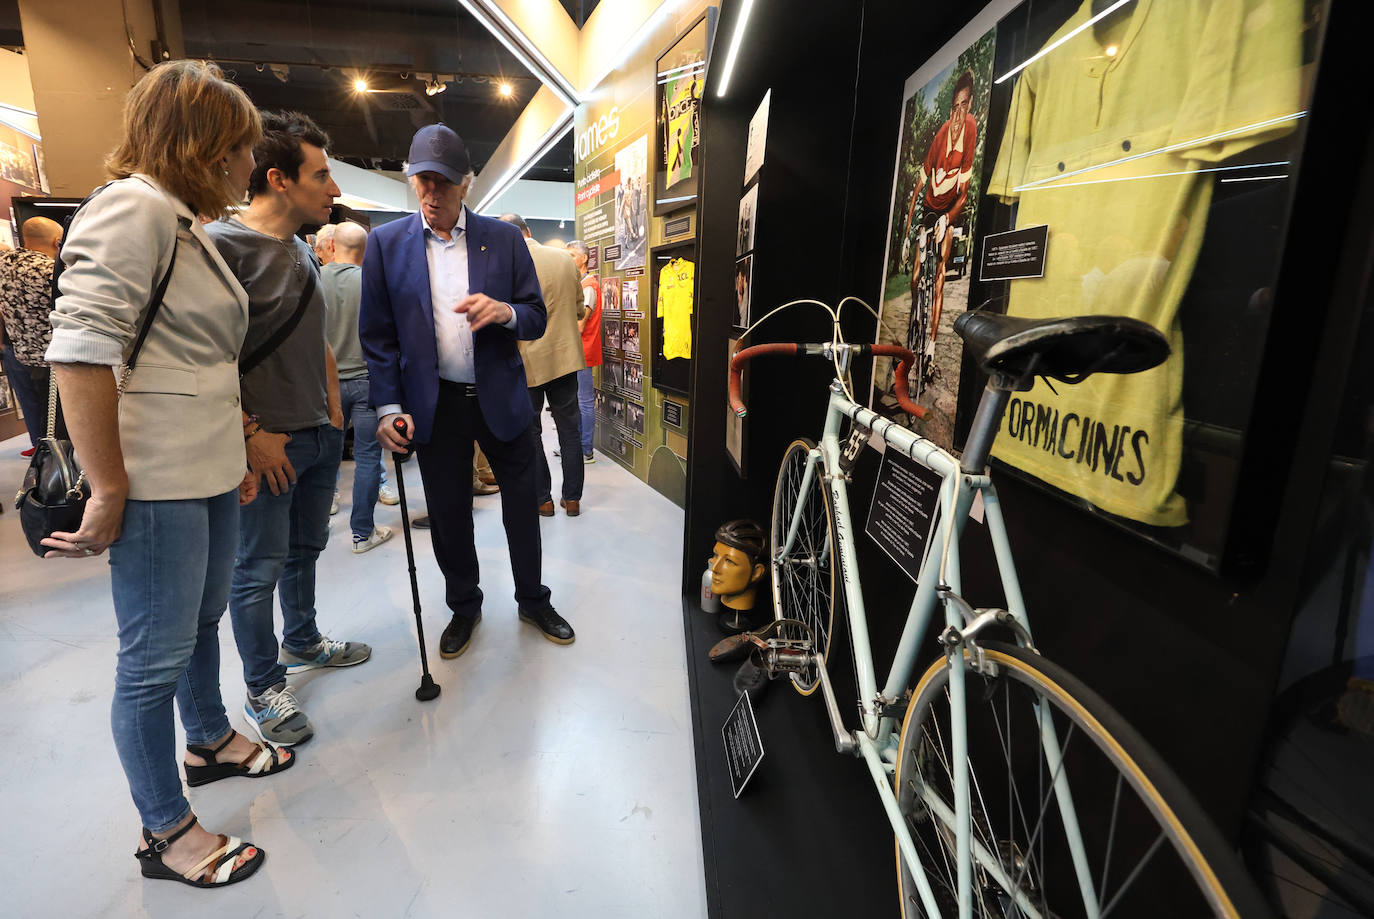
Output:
[359, 208, 547, 444]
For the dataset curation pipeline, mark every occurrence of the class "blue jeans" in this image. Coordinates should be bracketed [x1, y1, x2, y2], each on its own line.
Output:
[2, 344, 41, 445]
[110, 490, 239, 834]
[229, 423, 343, 697]
[340, 377, 381, 540]
[577, 367, 595, 456]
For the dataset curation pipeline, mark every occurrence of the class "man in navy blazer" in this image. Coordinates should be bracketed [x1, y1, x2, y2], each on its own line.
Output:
[360, 124, 575, 657]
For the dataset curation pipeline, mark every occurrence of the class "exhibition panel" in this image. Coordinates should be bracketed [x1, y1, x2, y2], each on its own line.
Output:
[572, 2, 712, 506]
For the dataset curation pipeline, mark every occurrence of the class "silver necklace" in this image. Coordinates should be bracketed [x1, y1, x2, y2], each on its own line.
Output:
[237, 217, 302, 278]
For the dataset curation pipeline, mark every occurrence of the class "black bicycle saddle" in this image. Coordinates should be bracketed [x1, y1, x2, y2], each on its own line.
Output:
[953, 310, 1170, 384]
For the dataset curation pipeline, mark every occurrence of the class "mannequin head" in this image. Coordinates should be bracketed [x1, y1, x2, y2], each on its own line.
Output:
[710, 519, 767, 610]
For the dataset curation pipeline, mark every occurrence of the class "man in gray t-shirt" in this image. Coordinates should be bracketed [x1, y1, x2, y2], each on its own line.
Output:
[208, 111, 370, 749]
[320, 221, 393, 549]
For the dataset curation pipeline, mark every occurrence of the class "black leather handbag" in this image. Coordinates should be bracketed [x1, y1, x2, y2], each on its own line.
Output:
[16, 381, 91, 556]
[15, 226, 177, 557]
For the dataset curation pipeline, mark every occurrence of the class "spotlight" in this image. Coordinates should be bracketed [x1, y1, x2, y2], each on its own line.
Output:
[499, 82, 513, 97]
[353, 79, 369, 93]
[425, 79, 448, 96]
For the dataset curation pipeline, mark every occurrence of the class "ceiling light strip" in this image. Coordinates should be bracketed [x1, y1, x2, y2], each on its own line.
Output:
[715, 0, 756, 98]
[474, 109, 575, 214]
[994, 0, 1133, 85]
[465, 0, 581, 105]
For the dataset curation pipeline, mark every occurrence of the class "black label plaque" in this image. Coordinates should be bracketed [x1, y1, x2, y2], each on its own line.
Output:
[604, 244, 622, 262]
[625, 267, 645, 278]
[865, 447, 942, 584]
[665, 215, 692, 239]
[663, 400, 683, 428]
[722, 691, 764, 799]
[979, 224, 1049, 281]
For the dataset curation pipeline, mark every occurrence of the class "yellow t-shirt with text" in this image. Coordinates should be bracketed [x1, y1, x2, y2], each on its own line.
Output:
[988, 0, 1301, 526]
[658, 258, 695, 360]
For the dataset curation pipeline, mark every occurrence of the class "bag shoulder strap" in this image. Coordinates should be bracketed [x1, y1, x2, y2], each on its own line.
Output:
[239, 265, 318, 377]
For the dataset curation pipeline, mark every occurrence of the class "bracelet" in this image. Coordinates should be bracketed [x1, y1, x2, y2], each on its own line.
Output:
[244, 423, 262, 441]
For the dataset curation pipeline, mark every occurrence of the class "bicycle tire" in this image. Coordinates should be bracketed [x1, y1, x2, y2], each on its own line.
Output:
[770, 437, 837, 696]
[894, 641, 1270, 918]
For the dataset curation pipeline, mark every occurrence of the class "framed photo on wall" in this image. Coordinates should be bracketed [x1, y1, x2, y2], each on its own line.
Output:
[653, 8, 717, 216]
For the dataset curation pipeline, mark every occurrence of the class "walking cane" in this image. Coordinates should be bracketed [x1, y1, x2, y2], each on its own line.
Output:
[392, 417, 440, 702]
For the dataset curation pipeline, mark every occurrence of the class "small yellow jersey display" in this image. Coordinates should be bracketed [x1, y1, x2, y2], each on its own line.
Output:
[987, 0, 1303, 527]
[658, 257, 696, 360]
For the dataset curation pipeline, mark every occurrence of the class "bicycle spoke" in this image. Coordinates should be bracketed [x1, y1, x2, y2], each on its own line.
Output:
[1008, 720, 1080, 906]
[1097, 772, 1125, 913]
[1098, 831, 1166, 917]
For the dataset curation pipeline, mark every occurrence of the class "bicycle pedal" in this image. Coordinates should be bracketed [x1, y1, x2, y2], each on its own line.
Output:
[708, 632, 755, 664]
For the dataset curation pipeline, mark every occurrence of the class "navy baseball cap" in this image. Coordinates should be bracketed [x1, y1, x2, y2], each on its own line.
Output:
[406, 124, 472, 184]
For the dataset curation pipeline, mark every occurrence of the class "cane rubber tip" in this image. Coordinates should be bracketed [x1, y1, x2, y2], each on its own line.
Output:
[415, 675, 440, 702]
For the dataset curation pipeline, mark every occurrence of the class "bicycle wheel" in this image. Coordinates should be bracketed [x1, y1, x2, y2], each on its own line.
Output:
[771, 437, 836, 696]
[894, 641, 1270, 918]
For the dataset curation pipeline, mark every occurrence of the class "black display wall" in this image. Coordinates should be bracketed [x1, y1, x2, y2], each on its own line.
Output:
[681, 1, 1374, 917]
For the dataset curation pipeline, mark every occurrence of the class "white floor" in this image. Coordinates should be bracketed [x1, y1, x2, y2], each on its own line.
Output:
[0, 429, 706, 918]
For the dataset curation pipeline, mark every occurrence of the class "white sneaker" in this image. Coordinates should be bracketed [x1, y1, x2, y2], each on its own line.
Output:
[352, 525, 394, 554]
[378, 483, 399, 506]
[330, 490, 340, 515]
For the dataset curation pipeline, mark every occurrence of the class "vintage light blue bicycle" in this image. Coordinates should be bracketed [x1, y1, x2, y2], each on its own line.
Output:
[728, 302, 1268, 918]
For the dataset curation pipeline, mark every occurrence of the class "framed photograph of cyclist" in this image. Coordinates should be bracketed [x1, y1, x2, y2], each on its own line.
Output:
[654, 8, 716, 216]
[736, 184, 758, 257]
[622, 319, 642, 359]
[870, 15, 997, 454]
[623, 360, 645, 398]
[743, 90, 769, 187]
[726, 335, 748, 477]
[601, 316, 621, 354]
[733, 256, 753, 330]
[602, 278, 620, 314]
[627, 400, 646, 435]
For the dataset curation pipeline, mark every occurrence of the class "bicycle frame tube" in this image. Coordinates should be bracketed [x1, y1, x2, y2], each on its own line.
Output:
[817, 380, 1102, 915]
[819, 389, 884, 733]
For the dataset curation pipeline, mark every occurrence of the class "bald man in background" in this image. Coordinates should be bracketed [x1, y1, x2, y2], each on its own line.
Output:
[321, 221, 396, 553]
[0, 216, 63, 447]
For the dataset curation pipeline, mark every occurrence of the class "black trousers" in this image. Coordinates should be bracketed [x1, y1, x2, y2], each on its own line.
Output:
[414, 380, 551, 620]
[528, 370, 584, 504]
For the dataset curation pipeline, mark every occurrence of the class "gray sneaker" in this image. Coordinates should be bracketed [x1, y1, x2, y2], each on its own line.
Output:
[378, 483, 400, 506]
[281, 635, 372, 674]
[244, 682, 313, 746]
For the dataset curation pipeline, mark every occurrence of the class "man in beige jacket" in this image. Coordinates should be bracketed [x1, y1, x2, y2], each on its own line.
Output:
[499, 213, 587, 516]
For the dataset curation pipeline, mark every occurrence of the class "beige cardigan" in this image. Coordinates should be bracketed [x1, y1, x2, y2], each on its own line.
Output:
[47, 175, 251, 500]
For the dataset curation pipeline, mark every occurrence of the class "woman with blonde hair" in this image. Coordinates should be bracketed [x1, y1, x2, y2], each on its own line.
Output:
[44, 59, 291, 889]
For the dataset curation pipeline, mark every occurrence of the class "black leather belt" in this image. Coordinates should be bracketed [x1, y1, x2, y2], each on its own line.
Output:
[440, 380, 478, 397]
